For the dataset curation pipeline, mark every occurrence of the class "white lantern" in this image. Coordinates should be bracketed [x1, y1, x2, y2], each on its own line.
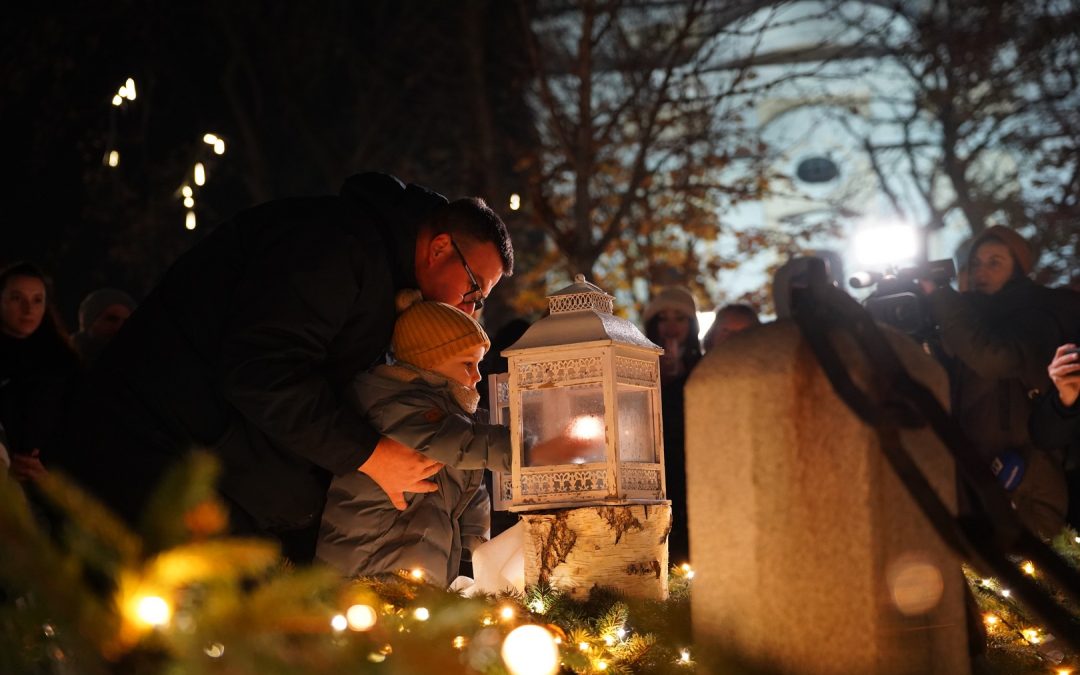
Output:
[488, 276, 671, 600]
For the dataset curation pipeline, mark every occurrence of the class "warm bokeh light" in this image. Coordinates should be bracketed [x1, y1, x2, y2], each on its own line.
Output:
[453, 635, 467, 650]
[185, 211, 197, 230]
[509, 193, 521, 211]
[983, 614, 999, 626]
[203, 133, 219, 145]
[183, 196, 195, 209]
[204, 643, 225, 658]
[414, 607, 430, 621]
[1022, 561, 1035, 575]
[346, 604, 377, 631]
[214, 139, 226, 155]
[410, 568, 424, 580]
[135, 595, 171, 627]
[500, 605, 515, 621]
[330, 614, 348, 632]
[181, 185, 193, 198]
[193, 162, 206, 186]
[108, 150, 120, 167]
[112, 94, 123, 106]
[124, 78, 136, 100]
[568, 415, 604, 441]
[501, 625, 559, 675]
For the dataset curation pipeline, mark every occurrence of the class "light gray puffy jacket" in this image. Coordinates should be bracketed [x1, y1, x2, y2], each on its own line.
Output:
[316, 364, 511, 586]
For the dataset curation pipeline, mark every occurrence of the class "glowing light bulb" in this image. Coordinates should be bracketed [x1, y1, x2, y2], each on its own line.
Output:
[1074, 536, 1079, 544]
[1022, 628, 1039, 643]
[193, 162, 206, 186]
[413, 607, 430, 621]
[135, 595, 171, 626]
[679, 648, 691, 663]
[501, 625, 559, 675]
[530, 599, 545, 614]
[603, 635, 615, 646]
[125, 78, 136, 100]
[578, 642, 590, 652]
[1056, 668, 1073, 675]
[214, 139, 225, 155]
[107, 150, 120, 167]
[204, 643, 225, 658]
[981, 578, 992, 587]
[596, 661, 609, 671]
[410, 568, 424, 580]
[500, 605, 515, 621]
[1001, 589, 1011, 598]
[183, 196, 195, 208]
[1022, 561, 1035, 575]
[568, 415, 604, 441]
[112, 94, 123, 106]
[483, 616, 495, 626]
[203, 133, 219, 145]
[330, 614, 347, 632]
[181, 185, 193, 198]
[453, 635, 467, 649]
[346, 604, 377, 631]
[509, 193, 521, 211]
[616, 627, 626, 639]
[983, 614, 999, 626]
[185, 211, 197, 230]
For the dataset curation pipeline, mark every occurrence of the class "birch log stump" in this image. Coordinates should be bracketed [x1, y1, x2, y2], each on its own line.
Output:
[520, 504, 671, 601]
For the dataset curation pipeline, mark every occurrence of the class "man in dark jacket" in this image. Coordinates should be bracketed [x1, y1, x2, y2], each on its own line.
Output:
[62, 173, 513, 561]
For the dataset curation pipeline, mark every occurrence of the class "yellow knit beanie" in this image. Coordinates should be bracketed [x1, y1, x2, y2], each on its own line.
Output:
[392, 289, 491, 370]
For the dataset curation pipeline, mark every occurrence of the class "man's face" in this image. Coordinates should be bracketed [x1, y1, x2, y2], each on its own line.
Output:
[88, 303, 132, 340]
[417, 234, 504, 316]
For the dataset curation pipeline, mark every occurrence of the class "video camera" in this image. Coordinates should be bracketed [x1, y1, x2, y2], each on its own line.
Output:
[849, 259, 956, 340]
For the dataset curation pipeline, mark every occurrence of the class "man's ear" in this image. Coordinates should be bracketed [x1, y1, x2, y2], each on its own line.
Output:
[426, 233, 452, 265]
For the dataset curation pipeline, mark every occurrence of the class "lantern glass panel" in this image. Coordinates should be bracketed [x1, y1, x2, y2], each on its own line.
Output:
[521, 383, 607, 466]
[616, 385, 656, 462]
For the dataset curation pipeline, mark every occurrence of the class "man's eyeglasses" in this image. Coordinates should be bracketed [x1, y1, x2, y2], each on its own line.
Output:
[450, 237, 485, 311]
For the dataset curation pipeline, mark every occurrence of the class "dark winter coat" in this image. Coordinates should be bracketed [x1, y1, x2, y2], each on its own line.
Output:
[61, 173, 447, 539]
[1031, 394, 1080, 454]
[926, 278, 1074, 537]
[0, 331, 80, 461]
[318, 363, 509, 586]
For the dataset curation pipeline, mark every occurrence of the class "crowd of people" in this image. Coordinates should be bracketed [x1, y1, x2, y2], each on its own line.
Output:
[2, 171, 1078, 592]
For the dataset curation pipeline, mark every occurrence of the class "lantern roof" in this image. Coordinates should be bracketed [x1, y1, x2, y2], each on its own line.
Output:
[503, 275, 661, 353]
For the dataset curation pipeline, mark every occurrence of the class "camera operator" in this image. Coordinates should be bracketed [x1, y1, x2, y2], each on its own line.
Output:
[917, 226, 1070, 539]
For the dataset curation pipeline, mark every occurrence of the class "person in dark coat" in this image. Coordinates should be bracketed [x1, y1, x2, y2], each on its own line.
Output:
[921, 226, 1071, 538]
[61, 173, 514, 562]
[71, 288, 137, 366]
[642, 286, 702, 565]
[0, 262, 81, 483]
[1031, 344, 1080, 528]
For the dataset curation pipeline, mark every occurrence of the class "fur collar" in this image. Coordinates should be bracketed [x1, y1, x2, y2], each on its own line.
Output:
[374, 363, 481, 413]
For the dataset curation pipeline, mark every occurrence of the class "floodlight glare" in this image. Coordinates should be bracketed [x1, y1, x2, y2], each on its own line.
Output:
[853, 224, 918, 268]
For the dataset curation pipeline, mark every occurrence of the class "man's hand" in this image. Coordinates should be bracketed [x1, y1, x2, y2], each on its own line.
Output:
[358, 436, 443, 510]
[11, 448, 47, 482]
[1048, 344, 1080, 408]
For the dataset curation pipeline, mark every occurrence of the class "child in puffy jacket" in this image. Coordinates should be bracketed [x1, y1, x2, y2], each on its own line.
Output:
[317, 290, 508, 585]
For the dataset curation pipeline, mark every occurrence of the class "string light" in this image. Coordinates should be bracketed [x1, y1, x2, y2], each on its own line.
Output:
[413, 607, 430, 621]
[596, 660, 609, 670]
[680, 563, 696, 579]
[500, 605, 515, 621]
[679, 648, 692, 663]
[181, 185, 193, 198]
[112, 94, 123, 106]
[530, 599, 546, 614]
[214, 139, 225, 155]
[409, 568, 424, 581]
[603, 635, 615, 646]
[1022, 561, 1035, 575]
[193, 162, 206, 186]
[983, 614, 999, 627]
[578, 641, 590, 652]
[346, 604, 377, 631]
[204, 643, 225, 658]
[183, 196, 195, 209]
[1022, 628, 1040, 644]
[134, 595, 171, 627]
[124, 78, 136, 100]
[509, 193, 521, 211]
[203, 133, 219, 145]
[453, 635, 467, 650]
[330, 614, 348, 632]
[501, 625, 559, 675]
[107, 150, 120, 167]
[185, 211, 197, 230]
[1001, 589, 1011, 598]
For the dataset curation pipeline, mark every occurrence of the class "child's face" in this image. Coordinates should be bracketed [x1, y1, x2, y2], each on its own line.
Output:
[431, 344, 486, 389]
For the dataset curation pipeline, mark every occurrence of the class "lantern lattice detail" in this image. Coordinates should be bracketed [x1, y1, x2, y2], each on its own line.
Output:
[496, 275, 668, 511]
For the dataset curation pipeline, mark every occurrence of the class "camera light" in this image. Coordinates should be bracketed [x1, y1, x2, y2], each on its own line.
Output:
[853, 224, 918, 268]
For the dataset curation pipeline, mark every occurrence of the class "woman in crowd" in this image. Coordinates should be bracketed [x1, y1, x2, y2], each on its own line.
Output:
[642, 286, 702, 565]
[921, 226, 1072, 538]
[0, 262, 81, 483]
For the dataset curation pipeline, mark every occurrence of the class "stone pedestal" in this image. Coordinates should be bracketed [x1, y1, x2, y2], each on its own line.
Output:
[520, 504, 670, 601]
[686, 320, 969, 675]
